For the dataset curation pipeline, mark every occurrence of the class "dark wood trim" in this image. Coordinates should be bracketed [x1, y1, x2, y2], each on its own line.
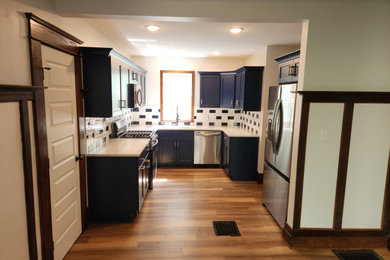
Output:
[26, 13, 83, 44]
[289, 92, 390, 247]
[296, 91, 390, 103]
[382, 151, 390, 232]
[294, 229, 385, 237]
[20, 100, 38, 260]
[292, 99, 310, 231]
[27, 13, 86, 258]
[333, 102, 354, 230]
[29, 37, 54, 260]
[0, 84, 45, 90]
[283, 223, 386, 248]
[26, 13, 82, 56]
[74, 55, 88, 231]
[160, 70, 164, 121]
[0, 86, 42, 259]
[33, 89, 54, 260]
[160, 70, 195, 123]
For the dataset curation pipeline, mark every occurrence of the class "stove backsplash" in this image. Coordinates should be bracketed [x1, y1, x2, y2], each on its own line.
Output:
[85, 106, 261, 152]
[130, 106, 261, 134]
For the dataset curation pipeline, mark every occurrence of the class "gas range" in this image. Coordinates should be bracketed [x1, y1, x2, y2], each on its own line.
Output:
[113, 119, 158, 150]
[120, 130, 155, 139]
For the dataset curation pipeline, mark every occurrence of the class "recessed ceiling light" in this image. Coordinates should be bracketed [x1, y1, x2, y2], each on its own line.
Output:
[230, 27, 243, 34]
[146, 25, 160, 32]
[212, 51, 221, 56]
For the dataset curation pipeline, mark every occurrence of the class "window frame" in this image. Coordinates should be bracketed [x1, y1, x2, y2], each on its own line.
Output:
[160, 70, 195, 122]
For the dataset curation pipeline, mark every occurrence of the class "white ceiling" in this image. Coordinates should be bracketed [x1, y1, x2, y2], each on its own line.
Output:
[86, 18, 302, 58]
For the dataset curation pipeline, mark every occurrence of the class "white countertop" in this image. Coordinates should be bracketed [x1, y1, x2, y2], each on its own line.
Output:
[129, 125, 260, 138]
[86, 125, 259, 157]
[86, 138, 149, 157]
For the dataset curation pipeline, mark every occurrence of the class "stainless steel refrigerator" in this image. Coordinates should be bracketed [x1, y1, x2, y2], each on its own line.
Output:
[263, 84, 297, 228]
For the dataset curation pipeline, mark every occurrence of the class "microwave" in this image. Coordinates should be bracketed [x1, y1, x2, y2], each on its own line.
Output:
[128, 83, 143, 108]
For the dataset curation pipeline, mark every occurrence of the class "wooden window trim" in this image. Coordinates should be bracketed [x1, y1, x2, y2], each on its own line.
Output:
[160, 70, 195, 123]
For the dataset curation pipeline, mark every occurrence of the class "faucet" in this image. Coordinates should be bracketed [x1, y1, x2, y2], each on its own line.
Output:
[175, 105, 180, 125]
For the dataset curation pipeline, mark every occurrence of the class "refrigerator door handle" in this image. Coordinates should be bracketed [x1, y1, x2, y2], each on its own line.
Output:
[271, 99, 281, 153]
[274, 101, 284, 153]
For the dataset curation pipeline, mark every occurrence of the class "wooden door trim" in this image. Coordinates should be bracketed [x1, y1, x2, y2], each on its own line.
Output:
[0, 85, 44, 260]
[26, 13, 85, 259]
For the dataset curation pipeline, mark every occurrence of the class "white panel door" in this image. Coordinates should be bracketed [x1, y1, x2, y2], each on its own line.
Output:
[42, 45, 81, 260]
[300, 103, 344, 228]
[342, 104, 390, 229]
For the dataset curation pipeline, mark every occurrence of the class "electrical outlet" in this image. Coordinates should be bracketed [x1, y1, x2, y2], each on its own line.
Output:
[320, 129, 328, 140]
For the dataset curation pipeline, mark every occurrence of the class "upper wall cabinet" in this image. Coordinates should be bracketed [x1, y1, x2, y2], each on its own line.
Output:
[275, 50, 300, 84]
[199, 66, 264, 111]
[220, 72, 236, 108]
[199, 72, 221, 107]
[81, 47, 147, 117]
[235, 66, 264, 111]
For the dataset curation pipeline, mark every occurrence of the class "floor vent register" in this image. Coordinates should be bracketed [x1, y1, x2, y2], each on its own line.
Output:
[212, 221, 241, 236]
[333, 250, 383, 260]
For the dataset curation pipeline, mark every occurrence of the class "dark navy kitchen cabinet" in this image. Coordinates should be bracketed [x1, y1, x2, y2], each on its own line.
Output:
[158, 130, 194, 167]
[275, 50, 300, 84]
[87, 147, 150, 222]
[234, 66, 263, 111]
[220, 73, 236, 108]
[199, 72, 221, 107]
[81, 47, 147, 117]
[234, 70, 245, 110]
[223, 134, 258, 181]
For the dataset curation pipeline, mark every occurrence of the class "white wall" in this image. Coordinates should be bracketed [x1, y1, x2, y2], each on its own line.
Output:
[0, 0, 134, 86]
[0, 103, 30, 259]
[132, 55, 264, 106]
[56, 0, 390, 92]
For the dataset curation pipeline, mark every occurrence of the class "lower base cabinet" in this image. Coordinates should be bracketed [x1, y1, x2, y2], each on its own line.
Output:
[158, 130, 194, 167]
[223, 134, 258, 181]
[87, 149, 149, 222]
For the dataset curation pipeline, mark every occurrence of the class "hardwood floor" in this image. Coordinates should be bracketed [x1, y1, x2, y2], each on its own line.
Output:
[66, 169, 389, 259]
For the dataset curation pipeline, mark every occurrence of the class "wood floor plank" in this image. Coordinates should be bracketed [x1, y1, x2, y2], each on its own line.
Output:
[65, 168, 386, 259]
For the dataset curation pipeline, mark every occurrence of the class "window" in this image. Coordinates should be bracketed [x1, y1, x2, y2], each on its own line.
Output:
[160, 70, 194, 122]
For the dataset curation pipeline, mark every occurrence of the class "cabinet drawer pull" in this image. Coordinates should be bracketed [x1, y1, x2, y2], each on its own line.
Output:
[119, 99, 126, 109]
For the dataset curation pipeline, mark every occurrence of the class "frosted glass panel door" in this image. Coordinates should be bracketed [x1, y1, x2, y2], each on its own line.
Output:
[162, 72, 193, 121]
[300, 103, 344, 228]
[342, 104, 390, 229]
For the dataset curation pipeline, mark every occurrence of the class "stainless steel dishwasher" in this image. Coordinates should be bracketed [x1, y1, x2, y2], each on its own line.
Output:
[194, 131, 222, 165]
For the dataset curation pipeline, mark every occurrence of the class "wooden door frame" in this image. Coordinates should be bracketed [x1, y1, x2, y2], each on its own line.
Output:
[25, 13, 86, 260]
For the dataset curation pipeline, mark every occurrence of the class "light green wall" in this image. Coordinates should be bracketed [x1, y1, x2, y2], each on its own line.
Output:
[56, 0, 390, 92]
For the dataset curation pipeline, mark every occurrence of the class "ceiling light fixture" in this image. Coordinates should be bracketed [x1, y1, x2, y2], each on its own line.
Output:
[212, 51, 221, 56]
[230, 27, 243, 34]
[146, 25, 160, 32]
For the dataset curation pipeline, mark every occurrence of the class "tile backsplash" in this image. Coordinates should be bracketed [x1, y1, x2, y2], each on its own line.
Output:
[85, 106, 262, 151]
[129, 106, 261, 134]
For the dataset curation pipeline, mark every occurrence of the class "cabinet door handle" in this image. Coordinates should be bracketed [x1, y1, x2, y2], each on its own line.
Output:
[201, 99, 203, 105]
[230, 99, 233, 105]
[177, 141, 180, 149]
[119, 99, 126, 109]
